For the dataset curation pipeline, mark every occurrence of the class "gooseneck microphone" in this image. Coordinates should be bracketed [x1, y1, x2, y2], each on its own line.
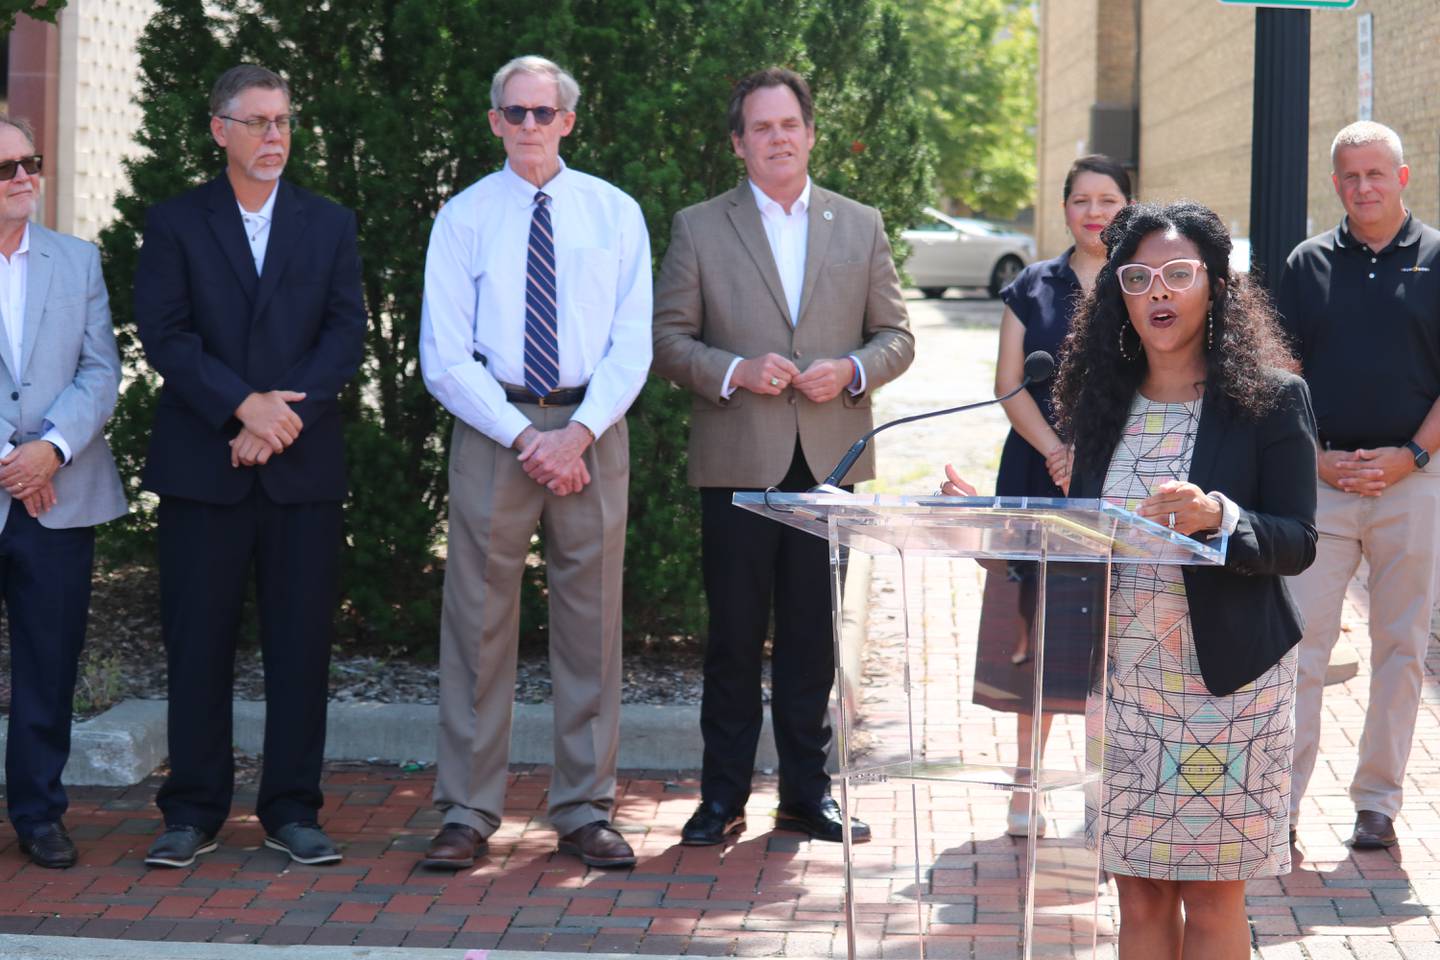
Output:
[810, 350, 1055, 493]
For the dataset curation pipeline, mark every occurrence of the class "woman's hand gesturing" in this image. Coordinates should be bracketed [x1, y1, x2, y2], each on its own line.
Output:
[939, 463, 978, 497]
[1137, 480, 1223, 536]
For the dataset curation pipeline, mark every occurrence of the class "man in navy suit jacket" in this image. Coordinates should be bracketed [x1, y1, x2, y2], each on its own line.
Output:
[134, 64, 365, 868]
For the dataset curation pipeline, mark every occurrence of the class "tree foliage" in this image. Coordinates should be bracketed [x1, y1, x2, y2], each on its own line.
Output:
[901, 0, 1035, 218]
[0, 0, 65, 33]
[98, 0, 932, 652]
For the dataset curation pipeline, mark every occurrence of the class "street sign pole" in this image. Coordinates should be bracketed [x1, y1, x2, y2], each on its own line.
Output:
[1248, 8, 1310, 293]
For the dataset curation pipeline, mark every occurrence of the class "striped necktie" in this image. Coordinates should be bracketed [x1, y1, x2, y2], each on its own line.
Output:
[523, 190, 559, 397]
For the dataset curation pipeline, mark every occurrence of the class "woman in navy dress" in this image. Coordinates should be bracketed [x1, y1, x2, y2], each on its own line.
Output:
[971, 156, 1133, 836]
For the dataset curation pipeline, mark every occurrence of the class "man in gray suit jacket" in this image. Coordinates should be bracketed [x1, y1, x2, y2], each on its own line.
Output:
[0, 117, 127, 869]
[652, 68, 913, 846]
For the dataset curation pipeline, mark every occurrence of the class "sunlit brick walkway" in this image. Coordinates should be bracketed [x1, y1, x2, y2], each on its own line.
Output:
[0, 565, 1435, 958]
[2, 299, 1437, 957]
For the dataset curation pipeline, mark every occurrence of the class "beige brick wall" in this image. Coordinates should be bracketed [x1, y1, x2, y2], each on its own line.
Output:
[55, 0, 157, 241]
[1038, 0, 1440, 257]
[1095, 0, 1138, 105]
[1135, 1, 1253, 238]
[1308, 0, 1440, 233]
[1036, 0, 1101, 257]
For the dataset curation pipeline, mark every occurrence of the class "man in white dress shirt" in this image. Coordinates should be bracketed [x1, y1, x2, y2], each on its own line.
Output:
[418, 55, 652, 869]
[652, 67, 913, 846]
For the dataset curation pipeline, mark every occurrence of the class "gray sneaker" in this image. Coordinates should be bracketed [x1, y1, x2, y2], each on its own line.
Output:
[264, 822, 342, 865]
[144, 825, 218, 868]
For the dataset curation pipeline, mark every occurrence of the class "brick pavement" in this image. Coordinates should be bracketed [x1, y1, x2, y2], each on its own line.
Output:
[0, 566, 1433, 958]
[0, 764, 840, 954]
[2, 300, 1438, 957]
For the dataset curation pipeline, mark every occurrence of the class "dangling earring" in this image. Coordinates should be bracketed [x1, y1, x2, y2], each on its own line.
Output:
[1118, 322, 1132, 360]
[1206, 307, 1214, 351]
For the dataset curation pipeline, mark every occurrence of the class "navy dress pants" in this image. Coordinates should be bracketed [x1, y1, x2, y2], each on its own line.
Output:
[154, 488, 341, 836]
[2, 500, 96, 839]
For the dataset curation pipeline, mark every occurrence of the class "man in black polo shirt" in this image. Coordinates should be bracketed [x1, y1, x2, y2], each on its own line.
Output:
[1277, 121, 1440, 850]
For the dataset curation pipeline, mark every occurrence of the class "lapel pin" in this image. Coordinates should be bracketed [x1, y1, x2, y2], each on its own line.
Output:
[823, 210, 833, 221]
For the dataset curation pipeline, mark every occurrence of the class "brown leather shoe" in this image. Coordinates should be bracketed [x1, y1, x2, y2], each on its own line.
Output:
[1350, 810, 1398, 849]
[420, 823, 486, 869]
[558, 820, 636, 868]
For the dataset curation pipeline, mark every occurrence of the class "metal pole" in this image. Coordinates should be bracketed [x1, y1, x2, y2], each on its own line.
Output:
[1248, 8, 1311, 293]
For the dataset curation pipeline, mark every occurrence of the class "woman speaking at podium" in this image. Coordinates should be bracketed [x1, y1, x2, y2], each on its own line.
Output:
[1051, 200, 1316, 959]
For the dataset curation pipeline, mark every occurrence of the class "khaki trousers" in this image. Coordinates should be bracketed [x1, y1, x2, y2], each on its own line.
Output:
[433, 408, 628, 837]
[1288, 470, 1440, 821]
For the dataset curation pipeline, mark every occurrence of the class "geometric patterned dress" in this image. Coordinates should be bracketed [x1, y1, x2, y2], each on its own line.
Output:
[1086, 394, 1295, 880]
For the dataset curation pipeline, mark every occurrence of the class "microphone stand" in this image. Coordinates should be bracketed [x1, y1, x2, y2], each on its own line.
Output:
[808, 376, 1035, 495]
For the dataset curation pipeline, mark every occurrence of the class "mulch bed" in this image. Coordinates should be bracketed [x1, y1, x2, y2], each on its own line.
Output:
[0, 564, 729, 721]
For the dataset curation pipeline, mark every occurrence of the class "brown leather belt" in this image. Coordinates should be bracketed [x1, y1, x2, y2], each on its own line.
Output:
[471, 352, 587, 407]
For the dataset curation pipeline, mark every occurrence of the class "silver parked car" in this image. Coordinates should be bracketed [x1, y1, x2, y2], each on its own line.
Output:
[901, 207, 1035, 299]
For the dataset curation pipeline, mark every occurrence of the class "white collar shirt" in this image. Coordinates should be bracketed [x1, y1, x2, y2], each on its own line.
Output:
[419, 158, 654, 447]
[0, 223, 28, 376]
[749, 177, 811, 325]
[237, 183, 278, 276]
[0, 224, 70, 462]
[719, 179, 867, 399]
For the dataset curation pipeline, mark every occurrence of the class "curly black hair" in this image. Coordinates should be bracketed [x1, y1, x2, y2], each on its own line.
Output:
[1051, 200, 1297, 471]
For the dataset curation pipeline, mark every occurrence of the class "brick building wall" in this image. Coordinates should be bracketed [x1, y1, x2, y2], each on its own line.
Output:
[1036, 0, 1137, 256]
[54, 0, 156, 241]
[1307, 1, 1440, 236]
[1035, 0, 1100, 257]
[1037, 0, 1440, 257]
[1134, 2, 1253, 236]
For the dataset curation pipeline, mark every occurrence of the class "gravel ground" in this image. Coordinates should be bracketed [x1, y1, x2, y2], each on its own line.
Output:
[0, 561, 727, 721]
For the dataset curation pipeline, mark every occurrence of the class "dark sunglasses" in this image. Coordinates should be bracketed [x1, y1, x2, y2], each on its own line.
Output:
[0, 155, 41, 181]
[499, 105, 562, 126]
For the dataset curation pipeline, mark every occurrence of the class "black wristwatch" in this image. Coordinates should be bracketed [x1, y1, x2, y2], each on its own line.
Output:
[1405, 440, 1430, 470]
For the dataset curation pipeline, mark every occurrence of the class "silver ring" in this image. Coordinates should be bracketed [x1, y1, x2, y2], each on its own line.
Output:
[770, 377, 780, 387]
[1167, 511, 1176, 528]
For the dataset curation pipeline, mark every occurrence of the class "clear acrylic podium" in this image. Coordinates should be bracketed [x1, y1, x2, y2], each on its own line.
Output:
[733, 493, 1227, 960]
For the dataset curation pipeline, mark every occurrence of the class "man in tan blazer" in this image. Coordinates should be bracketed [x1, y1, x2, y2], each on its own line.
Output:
[652, 67, 913, 846]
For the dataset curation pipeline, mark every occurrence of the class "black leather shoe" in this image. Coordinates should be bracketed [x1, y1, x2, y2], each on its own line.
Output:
[775, 797, 871, 843]
[681, 800, 745, 846]
[144, 825, 218, 868]
[1350, 810, 1398, 849]
[18, 822, 77, 869]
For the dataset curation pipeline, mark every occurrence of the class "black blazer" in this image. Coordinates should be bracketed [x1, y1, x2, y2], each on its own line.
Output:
[1069, 372, 1319, 696]
[135, 176, 366, 505]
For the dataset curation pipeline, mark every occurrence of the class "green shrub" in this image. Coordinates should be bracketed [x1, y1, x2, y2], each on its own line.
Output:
[97, 0, 932, 653]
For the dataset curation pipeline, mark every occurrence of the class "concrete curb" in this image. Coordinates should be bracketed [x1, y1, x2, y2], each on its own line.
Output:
[0, 934, 670, 960]
[1, 559, 872, 787]
[0, 701, 775, 787]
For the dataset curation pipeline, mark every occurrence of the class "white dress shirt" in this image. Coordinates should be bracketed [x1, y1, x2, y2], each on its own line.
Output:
[720, 178, 866, 399]
[754, 178, 810, 323]
[420, 159, 653, 447]
[0, 223, 68, 463]
[237, 184, 278, 276]
[0, 224, 27, 377]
